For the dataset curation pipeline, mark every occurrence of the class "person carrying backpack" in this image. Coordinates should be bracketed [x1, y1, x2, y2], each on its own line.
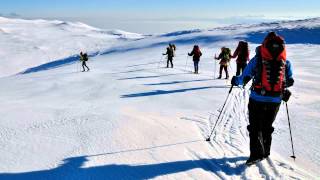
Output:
[232, 41, 250, 76]
[188, 45, 202, 74]
[215, 47, 232, 79]
[231, 32, 295, 166]
[169, 43, 177, 57]
[163, 45, 174, 68]
[80, 52, 90, 72]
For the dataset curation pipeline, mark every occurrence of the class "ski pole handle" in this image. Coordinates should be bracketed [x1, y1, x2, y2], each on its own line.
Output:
[229, 85, 234, 94]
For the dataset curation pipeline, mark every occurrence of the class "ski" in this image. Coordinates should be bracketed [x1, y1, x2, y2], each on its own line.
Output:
[245, 159, 263, 167]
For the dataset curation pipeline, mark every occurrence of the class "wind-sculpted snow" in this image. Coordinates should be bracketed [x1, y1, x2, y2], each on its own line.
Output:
[0, 17, 319, 179]
[246, 27, 320, 44]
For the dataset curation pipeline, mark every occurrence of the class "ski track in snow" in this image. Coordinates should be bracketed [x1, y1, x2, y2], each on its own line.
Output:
[201, 87, 314, 179]
[0, 51, 316, 179]
[0, 17, 319, 179]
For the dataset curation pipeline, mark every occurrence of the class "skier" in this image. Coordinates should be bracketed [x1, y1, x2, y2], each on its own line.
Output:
[215, 47, 232, 79]
[231, 32, 295, 166]
[188, 45, 202, 74]
[169, 43, 177, 57]
[163, 45, 174, 68]
[80, 52, 90, 72]
[232, 41, 250, 76]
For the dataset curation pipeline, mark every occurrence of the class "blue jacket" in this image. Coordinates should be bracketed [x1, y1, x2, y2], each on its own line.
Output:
[233, 55, 293, 103]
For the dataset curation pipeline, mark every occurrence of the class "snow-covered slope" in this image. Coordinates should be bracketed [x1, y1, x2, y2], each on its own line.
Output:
[0, 17, 144, 77]
[0, 17, 319, 179]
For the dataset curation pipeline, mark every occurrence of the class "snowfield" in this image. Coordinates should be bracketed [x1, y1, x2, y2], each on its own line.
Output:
[0, 17, 319, 179]
[0, 17, 144, 77]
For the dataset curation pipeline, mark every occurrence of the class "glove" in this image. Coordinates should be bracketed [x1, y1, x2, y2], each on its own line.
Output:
[286, 78, 294, 87]
[231, 76, 237, 86]
[243, 76, 251, 87]
[282, 89, 292, 102]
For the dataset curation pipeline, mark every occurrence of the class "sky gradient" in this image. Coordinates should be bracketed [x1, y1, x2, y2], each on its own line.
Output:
[1, 0, 320, 33]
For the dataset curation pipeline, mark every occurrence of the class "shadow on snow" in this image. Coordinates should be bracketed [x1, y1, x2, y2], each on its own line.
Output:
[126, 61, 160, 68]
[0, 155, 247, 180]
[21, 55, 80, 74]
[20, 52, 100, 75]
[117, 72, 188, 80]
[121, 86, 229, 98]
[144, 79, 214, 86]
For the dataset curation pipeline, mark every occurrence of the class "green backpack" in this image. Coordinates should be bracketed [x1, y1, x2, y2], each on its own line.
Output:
[222, 48, 231, 60]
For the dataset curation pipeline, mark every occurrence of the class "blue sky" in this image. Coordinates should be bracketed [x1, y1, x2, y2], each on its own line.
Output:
[1, 0, 320, 33]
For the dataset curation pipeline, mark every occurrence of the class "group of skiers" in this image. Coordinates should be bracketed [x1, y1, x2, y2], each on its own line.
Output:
[162, 32, 294, 166]
[80, 31, 294, 166]
[162, 40, 249, 78]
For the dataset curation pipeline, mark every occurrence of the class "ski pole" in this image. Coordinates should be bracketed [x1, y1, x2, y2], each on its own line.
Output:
[206, 85, 234, 141]
[228, 62, 233, 74]
[79, 61, 82, 72]
[185, 55, 189, 72]
[285, 102, 296, 160]
[214, 56, 217, 79]
[78, 60, 80, 72]
[157, 55, 164, 69]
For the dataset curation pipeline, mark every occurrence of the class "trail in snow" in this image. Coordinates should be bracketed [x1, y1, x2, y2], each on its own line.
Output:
[199, 87, 311, 179]
[0, 51, 316, 179]
[0, 17, 319, 179]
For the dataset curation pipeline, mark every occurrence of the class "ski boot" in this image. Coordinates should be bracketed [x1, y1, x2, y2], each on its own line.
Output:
[245, 156, 263, 166]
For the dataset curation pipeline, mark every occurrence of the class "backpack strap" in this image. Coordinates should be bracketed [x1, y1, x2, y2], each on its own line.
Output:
[252, 46, 263, 88]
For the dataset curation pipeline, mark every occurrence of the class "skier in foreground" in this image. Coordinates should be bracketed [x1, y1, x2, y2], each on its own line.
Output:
[215, 47, 232, 79]
[188, 45, 202, 74]
[231, 32, 294, 166]
[80, 52, 90, 72]
[231, 41, 250, 76]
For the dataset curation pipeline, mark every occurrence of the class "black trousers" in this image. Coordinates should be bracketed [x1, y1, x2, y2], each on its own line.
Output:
[193, 60, 199, 73]
[236, 63, 247, 76]
[248, 98, 281, 158]
[82, 61, 90, 71]
[219, 65, 229, 78]
[167, 58, 173, 68]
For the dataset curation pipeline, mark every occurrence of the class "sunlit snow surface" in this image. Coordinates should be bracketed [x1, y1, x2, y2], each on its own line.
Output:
[0, 17, 319, 179]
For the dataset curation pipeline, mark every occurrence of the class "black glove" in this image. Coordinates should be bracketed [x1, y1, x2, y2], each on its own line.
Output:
[286, 78, 294, 87]
[231, 76, 237, 86]
[282, 89, 292, 102]
[243, 76, 251, 87]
